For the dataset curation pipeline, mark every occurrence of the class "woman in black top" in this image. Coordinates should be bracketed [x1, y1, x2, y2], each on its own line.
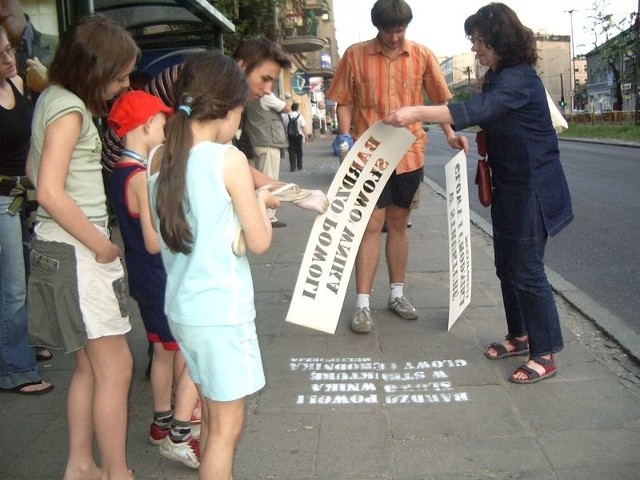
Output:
[0, 25, 53, 395]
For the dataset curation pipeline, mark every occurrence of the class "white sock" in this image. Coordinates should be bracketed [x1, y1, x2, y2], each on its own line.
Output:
[390, 283, 404, 300]
[356, 294, 370, 310]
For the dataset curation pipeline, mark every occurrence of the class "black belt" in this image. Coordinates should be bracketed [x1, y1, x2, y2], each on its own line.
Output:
[0, 175, 34, 215]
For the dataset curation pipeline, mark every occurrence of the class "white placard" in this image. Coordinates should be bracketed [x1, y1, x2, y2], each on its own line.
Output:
[286, 121, 415, 334]
[445, 151, 472, 330]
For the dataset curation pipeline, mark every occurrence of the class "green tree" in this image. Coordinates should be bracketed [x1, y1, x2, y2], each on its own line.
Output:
[214, 0, 286, 54]
[585, 0, 637, 110]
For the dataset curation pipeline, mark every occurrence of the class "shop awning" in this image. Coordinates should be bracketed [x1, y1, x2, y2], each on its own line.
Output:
[93, 0, 234, 49]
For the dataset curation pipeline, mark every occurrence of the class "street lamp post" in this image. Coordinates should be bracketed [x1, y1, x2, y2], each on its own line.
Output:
[566, 9, 577, 112]
[560, 72, 566, 112]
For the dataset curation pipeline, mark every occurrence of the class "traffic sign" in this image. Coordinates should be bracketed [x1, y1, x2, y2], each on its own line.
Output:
[291, 70, 309, 96]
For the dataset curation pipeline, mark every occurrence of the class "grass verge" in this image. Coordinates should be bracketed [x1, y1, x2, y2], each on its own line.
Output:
[560, 124, 640, 142]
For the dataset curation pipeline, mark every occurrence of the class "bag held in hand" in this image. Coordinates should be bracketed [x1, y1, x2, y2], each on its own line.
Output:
[475, 131, 493, 207]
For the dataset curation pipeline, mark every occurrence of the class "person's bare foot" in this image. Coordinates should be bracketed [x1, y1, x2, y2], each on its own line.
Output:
[18, 381, 53, 394]
[1, 381, 53, 395]
[62, 466, 132, 480]
[35, 348, 53, 362]
[62, 464, 101, 480]
[509, 355, 557, 384]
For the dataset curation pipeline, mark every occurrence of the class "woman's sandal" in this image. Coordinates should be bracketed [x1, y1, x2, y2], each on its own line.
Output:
[35, 348, 53, 362]
[0, 381, 54, 396]
[509, 355, 557, 384]
[484, 336, 529, 360]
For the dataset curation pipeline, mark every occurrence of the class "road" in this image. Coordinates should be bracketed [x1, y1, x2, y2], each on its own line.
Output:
[423, 128, 640, 336]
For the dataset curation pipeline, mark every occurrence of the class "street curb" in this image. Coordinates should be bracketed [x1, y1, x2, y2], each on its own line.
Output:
[559, 136, 640, 149]
[423, 176, 640, 365]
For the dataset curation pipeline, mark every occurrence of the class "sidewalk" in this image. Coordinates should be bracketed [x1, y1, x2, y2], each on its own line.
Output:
[2, 136, 639, 479]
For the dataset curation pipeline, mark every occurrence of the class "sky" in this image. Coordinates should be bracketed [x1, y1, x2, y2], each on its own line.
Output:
[333, 0, 638, 58]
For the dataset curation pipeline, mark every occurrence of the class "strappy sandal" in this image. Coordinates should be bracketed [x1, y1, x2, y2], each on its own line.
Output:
[484, 336, 529, 360]
[509, 355, 557, 384]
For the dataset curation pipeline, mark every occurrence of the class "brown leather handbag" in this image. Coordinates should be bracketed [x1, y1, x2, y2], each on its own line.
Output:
[475, 131, 493, 207]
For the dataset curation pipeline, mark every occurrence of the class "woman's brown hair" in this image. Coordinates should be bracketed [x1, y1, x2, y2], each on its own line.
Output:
[155, 51, 248, 254]
[464, 2, 538, 71]
[48, 14, 140, 116]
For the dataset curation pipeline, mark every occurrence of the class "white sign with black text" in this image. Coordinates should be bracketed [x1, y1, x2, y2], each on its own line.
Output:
[445, 151, 472, 330]
[286, 121, 415, 334]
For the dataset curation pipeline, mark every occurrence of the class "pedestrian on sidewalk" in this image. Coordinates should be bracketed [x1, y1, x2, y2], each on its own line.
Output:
[244, 84, 291, 227]
[238, 39, 292, 228]
[327, 0, 468, 334]
[0, 25, 53, 396]
[0, 0, 57, 103]
[0, 2, 57, 364]
[150, 51, 272, 479]
[107, 90, 202, 469]
[384, 2, 573, 384]
[284, 102, 309, 171]
[26, 14, 138, 479]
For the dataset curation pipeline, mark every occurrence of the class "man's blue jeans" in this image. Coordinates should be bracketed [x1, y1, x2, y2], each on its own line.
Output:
[493, 204, 564, 357]
[0, 196, 40, 389]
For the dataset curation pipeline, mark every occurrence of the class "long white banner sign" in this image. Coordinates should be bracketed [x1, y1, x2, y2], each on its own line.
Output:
[287, 121, 415, 334]
[445, 151, 472, 330]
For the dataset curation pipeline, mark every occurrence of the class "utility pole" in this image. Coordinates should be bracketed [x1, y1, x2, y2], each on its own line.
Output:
[465, 66, 472, 100]
[560, 73, 566, 112]
[567, 9, 576, 113]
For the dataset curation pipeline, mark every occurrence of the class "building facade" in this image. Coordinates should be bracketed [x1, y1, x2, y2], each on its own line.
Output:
[585, 26, 638, 113]
[440, 33, 584, 113]
[278, 0, 339, 136]
[534, 34, 572, 111]
[441, 52, 477, 102]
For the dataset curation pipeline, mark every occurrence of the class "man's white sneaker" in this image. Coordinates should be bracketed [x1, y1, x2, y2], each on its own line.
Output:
[350, 307, 373, 333]
[159, 435, 201, 469]
[388, 296, 418, 320]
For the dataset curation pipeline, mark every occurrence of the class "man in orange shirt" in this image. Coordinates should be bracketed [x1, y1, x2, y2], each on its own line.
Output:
[328, 0, 468, 334]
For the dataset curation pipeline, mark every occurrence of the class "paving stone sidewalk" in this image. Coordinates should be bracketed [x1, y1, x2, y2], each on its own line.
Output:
[1, 136, 639, 480]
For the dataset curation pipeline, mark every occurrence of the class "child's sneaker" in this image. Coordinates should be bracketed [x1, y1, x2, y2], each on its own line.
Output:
[159, 435, 201, 469]
[149, 423, 170, 446]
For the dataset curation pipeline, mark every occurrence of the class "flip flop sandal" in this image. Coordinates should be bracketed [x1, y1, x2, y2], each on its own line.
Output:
[36, 349, 53, 362]
[484, 336, 529, 360]
[509, 356, 557, 384]
[0, 381, 54, 396]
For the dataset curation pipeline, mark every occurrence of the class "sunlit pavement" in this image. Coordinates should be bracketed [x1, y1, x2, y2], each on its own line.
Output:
[2, 136, 639, 479]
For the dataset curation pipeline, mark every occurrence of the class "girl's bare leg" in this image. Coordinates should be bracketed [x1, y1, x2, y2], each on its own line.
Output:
[172, 358, 200, 426]
[150, 343, 175, 413]
[62, 349, 101, 480]
[198, 396, 245, 480]
[84, 335, 134, 480]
